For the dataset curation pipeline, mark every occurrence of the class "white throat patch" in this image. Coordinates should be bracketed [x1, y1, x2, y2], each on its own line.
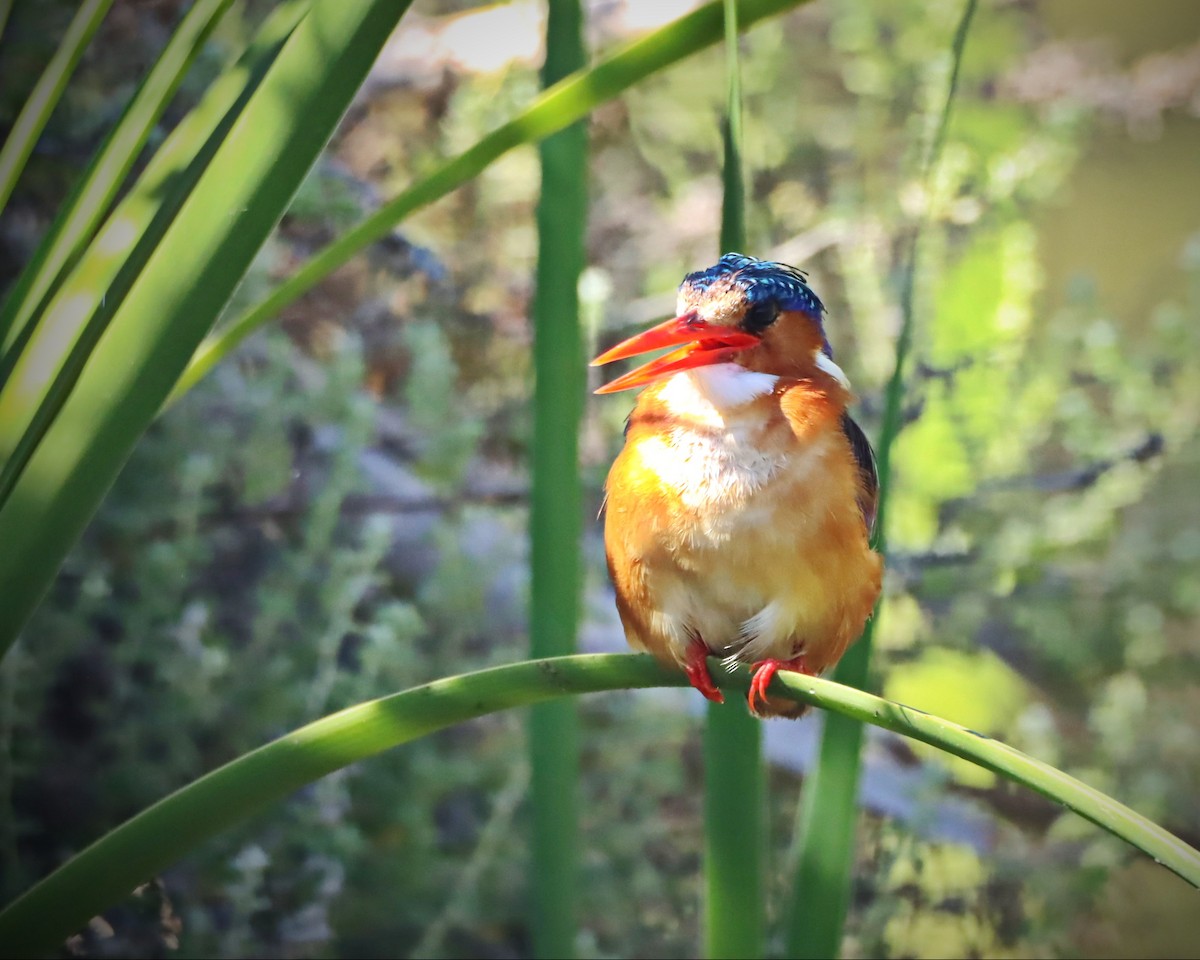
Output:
[659, 364, 777, 423]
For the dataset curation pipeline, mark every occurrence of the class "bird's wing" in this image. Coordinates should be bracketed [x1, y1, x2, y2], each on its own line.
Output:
[841, 413, 879, 536]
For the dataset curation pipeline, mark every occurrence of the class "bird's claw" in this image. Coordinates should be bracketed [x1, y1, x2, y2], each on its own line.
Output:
[685, 641, 724, 703]
[748, 657, 811, 716]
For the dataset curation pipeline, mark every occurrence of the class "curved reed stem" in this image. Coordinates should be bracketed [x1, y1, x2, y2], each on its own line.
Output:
[1, 653, 1195, 957]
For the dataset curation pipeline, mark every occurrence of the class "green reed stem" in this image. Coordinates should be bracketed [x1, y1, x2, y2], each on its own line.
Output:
[703, 3, 767, 959]
[3, 653, 1195, 958]
[528, 2, 587, 956]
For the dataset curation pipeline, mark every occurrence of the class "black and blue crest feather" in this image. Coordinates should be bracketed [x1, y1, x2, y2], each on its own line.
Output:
[683, 252, 831, 354]
[683, 253, 825, 317]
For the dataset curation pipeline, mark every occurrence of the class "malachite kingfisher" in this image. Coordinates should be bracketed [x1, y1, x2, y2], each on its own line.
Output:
[592, 253, 882, 718]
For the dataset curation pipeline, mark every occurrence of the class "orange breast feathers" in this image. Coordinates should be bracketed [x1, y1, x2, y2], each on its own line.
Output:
[602, 368, 882, 717]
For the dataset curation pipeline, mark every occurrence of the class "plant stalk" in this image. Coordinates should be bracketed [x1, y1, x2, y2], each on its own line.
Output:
[2, 653, 1195, 957]
[529, 1, 587, 956]
[704, 3, 766, 958]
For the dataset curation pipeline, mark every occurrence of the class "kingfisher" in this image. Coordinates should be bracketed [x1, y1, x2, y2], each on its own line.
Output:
[592, 253, 882, 718]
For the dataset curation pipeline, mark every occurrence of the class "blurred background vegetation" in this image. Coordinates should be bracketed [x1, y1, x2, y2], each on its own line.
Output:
[2, 0, 1199, 956]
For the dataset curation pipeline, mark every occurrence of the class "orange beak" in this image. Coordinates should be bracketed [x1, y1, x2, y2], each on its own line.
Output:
[590, 312, 761, 394]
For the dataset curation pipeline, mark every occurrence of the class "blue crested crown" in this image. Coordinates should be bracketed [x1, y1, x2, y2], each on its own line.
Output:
[683, 253, 825, 318]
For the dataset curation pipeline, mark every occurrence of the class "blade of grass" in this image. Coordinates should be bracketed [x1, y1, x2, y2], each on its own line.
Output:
[0, 0, 409, 657]
[169, 0, 815, 404]
[785, 2, 979, 956]
[0, 0, 309, 492]
[0, 0, 236, 362]
[0, 0, 113, 219]
[703, 3, 765, 959]
[2, 653, 1195, 957]
[528, 1, 587, 957]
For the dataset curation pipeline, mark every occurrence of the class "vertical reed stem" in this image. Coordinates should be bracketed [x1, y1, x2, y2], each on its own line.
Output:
[703, 4, 766, 958]
[528, 1, 587, 956]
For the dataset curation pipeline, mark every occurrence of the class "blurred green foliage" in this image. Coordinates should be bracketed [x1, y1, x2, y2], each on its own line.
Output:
[885, 649, 1028, 788]
[2, 0, 1199, 957]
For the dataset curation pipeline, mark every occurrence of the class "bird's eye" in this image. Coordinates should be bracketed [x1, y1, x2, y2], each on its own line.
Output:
[742, 300, 779, 334]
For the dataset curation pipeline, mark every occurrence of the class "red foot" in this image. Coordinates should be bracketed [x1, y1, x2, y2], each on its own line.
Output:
[684, 640, 724, 703]
[748, 656, 812, 716]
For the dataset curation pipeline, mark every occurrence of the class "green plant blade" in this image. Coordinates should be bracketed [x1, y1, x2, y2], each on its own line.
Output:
[0, 0, 113, 219]
[169, 0, 814, 403]
[528, 2, 587, 957]
[0, 0, 309, 495]
[0, 0, 410, 657]
[2, 654, 1195, 956]
[0, 0, 235, 361]
[785, 2, 980, 956]
[703, 4, 765, 959]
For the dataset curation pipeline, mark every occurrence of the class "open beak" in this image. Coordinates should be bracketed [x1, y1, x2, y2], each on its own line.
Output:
[590, 312, 760, 394]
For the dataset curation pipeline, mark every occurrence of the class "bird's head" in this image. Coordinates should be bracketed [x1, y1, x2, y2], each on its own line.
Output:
[592, 253, 846, 395]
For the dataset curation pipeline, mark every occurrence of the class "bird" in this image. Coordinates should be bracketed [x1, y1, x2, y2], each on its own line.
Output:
[591, 253, 882, 718]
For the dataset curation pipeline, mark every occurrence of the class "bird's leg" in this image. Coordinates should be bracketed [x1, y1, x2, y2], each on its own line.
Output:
[748, 655, 812, 716]
[684, 638, 724, 703]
